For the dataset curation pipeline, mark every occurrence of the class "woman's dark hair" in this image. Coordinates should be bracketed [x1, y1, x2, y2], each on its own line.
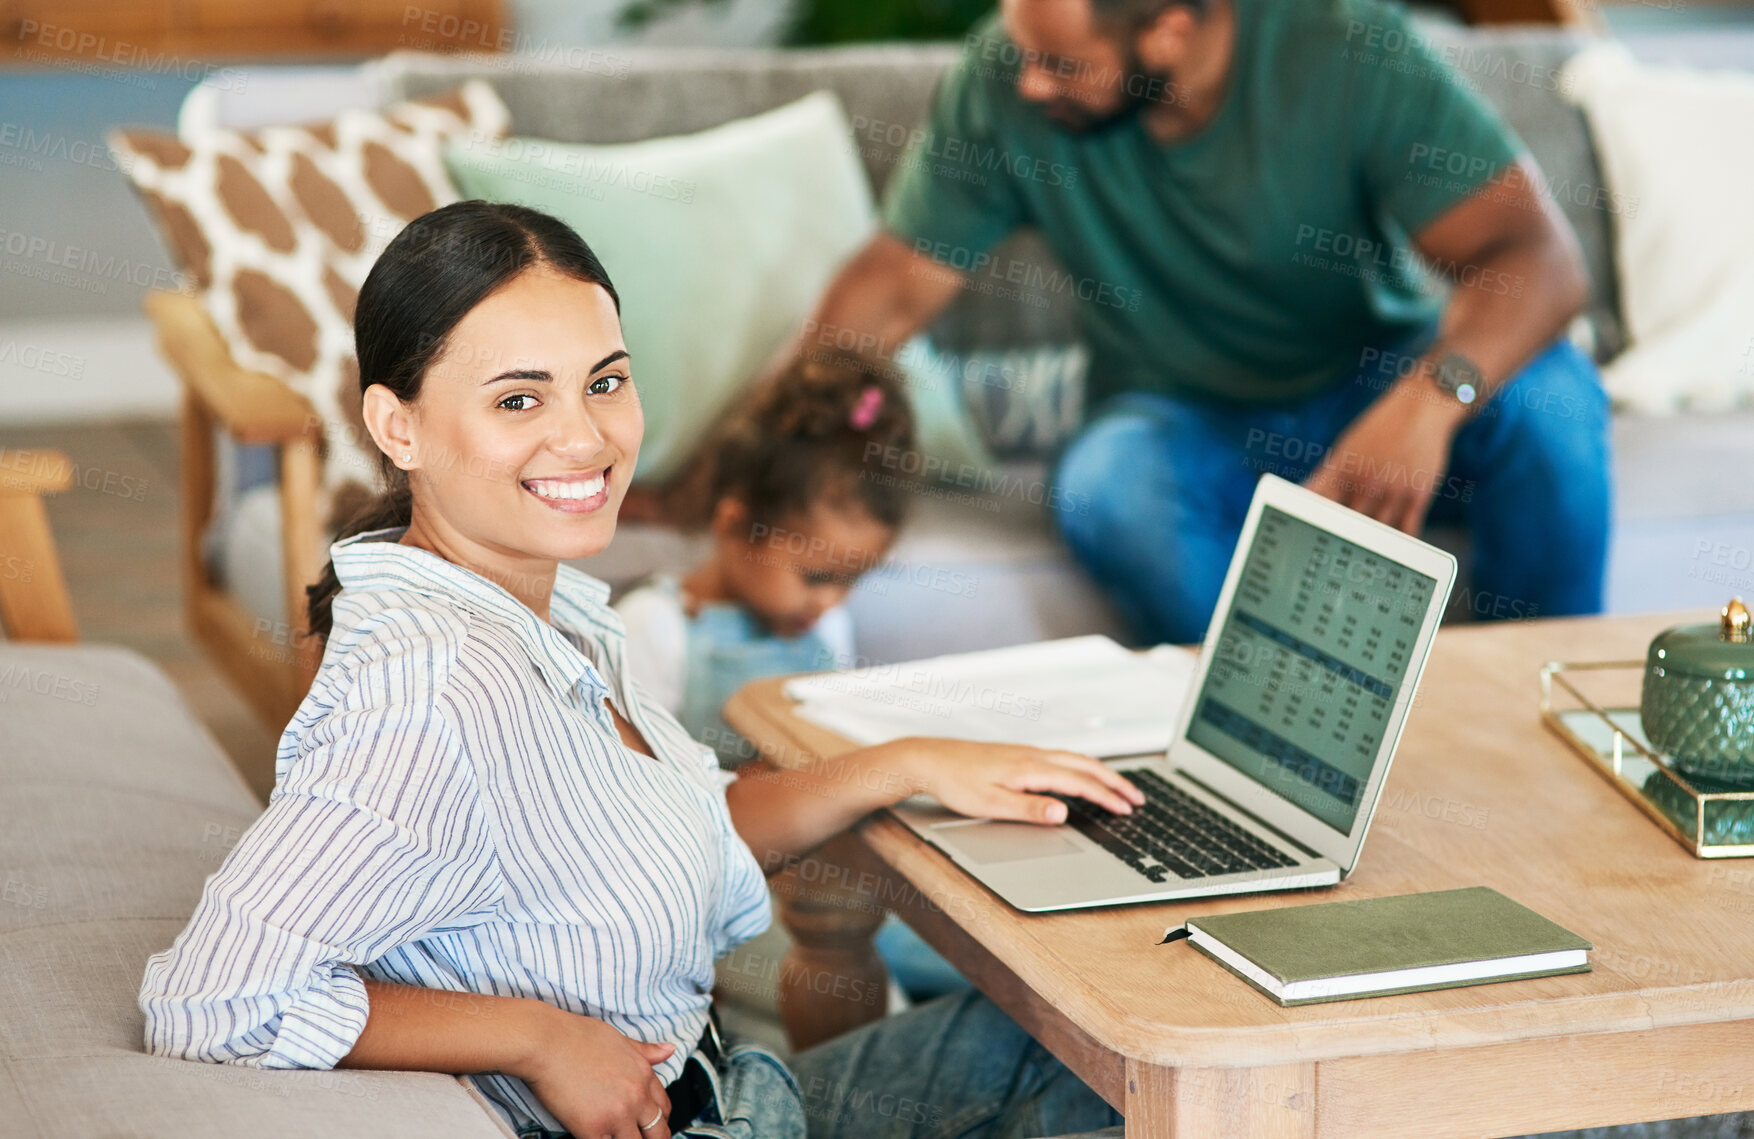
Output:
[684, 346, 916, 537]
[304, 200, 620, 645]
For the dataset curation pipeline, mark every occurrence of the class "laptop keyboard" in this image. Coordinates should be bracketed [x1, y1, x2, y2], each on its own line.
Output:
[1052, 768, 1300, 884]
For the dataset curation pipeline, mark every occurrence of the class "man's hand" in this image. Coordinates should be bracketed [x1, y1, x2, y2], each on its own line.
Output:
[1304, 152, 1590, 536]
[520, 1009, 676, 1139]
[1303, 380, 1469, 535]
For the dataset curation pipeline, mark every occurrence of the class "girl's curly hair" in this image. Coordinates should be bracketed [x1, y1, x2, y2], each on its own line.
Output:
[687, 347, 916, 533]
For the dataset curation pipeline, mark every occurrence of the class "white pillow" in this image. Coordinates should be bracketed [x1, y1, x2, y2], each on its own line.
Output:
[1564, 44, 1754, 413]
[444, 91, 877, 483]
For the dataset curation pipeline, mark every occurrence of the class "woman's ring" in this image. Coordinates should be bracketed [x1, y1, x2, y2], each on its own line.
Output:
[639, 1108, 664, 1131]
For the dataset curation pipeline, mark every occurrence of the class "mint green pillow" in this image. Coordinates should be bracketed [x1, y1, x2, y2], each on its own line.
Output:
[443, 92, 876, 485]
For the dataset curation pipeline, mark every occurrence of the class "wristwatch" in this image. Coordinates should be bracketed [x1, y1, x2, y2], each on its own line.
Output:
[1430, 350, 1482, 407]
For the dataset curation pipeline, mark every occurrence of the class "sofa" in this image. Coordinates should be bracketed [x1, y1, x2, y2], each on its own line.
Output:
[0, 638, 523, 1137]
[0, 449, 508, 1135]
[2, 495, 1747, 1136]
[190, 22, 1754, 708]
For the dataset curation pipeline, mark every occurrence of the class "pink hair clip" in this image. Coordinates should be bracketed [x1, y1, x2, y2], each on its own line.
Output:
[849, 385, 884, 431]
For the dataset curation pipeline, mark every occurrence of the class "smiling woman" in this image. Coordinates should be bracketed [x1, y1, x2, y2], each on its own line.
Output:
[139, 199, 1136, 1139]
[305, 200, 635, 636]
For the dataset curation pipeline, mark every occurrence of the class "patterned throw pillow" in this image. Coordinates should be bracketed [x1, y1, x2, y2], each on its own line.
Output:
[109, 83, 511, 520]
[900, 339, 1090, 464]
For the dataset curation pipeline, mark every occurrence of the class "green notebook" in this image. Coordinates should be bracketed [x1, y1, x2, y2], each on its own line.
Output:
[1176, 886, 1593, 1007]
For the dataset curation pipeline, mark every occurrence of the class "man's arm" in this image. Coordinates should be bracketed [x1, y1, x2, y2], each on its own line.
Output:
[1409, 154, 1589, 406]
[787, 230, 970, 368]
[1305, 156, 1590, 533]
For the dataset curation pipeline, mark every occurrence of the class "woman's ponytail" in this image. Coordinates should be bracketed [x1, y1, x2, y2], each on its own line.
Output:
[303, 474, 413, 644]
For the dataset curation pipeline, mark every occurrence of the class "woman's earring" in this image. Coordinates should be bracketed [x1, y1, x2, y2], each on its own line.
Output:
[401, 453, 412, 464]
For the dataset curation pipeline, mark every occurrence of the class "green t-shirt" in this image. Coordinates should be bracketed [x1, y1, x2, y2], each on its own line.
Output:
[882, 0, 1525, 407]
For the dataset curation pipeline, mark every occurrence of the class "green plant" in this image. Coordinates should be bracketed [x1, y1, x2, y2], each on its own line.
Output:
[616, 0, 730, 33]
[616, 0, 992, 43]
[787, 0, 992, 43]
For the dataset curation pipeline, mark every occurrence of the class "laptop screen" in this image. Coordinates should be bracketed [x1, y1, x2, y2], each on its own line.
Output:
[1184, 505, 1437, 833]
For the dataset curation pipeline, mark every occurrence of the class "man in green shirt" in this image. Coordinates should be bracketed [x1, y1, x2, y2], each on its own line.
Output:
[802, 0, 1610, 643]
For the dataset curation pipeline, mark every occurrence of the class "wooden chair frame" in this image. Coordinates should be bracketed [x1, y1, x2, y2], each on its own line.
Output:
[144, 288, 327, 729]
[0, 448, 77, 643]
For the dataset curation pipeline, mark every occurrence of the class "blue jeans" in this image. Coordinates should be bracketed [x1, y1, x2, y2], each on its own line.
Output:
[517, 1039, 808, 1139]
[790, 990, 1122, 1138]
[517, 993, 1116, 1139]
[875, 914, 970, 1002]
[1051, 338, 1614, 645]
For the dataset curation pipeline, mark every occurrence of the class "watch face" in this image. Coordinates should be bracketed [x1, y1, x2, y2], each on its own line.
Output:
[1436, 352, 1483, 406]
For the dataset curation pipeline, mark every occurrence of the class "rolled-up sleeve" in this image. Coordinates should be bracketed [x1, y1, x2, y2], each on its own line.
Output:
[881, 28, 1030, 260]
[140, 701, 499, 1068]
[1349, 6, 1524, 237]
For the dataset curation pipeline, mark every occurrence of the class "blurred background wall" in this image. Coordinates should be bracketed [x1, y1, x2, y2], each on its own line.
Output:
[1, 0, 1750, 423]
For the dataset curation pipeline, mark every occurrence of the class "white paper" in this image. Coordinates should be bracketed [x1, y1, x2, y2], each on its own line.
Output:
[784, 635, 1196, 757]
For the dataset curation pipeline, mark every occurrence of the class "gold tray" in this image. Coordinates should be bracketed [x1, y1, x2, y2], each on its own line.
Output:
[1540, 660, 1754, 858]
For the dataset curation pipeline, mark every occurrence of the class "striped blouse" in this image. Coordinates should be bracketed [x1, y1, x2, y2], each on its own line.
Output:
[140, 528, 772, 1134]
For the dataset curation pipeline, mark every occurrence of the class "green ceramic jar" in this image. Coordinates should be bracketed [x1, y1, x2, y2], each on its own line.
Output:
[1641, 598, 1754, 783]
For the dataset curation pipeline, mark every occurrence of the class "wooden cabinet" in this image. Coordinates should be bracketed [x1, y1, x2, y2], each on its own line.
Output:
[0, 0, 509, 64]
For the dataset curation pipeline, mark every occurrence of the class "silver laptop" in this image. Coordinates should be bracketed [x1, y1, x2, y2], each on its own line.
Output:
[891, 473, 1458, 912]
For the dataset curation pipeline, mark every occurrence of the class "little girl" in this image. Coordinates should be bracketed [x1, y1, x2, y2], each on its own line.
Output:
[617, 349, 969, 1002]
[616, 348, 910, 770]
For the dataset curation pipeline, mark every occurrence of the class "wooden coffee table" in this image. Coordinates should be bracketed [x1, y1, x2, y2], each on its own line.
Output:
[724, 612, 1754, 1138]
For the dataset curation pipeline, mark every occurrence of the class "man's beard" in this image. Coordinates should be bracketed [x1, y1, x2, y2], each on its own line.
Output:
[1041, 48, 1175, 137]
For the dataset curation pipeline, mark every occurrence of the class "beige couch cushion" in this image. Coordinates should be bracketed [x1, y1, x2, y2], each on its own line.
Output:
[0, 644, 511, 1138]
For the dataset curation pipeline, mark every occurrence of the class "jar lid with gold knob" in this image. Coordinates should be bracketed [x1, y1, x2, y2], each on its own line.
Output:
[1649, 597, 1754, 680]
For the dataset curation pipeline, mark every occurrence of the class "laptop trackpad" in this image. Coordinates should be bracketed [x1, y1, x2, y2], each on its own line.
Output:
[934, 822, 1083, 864]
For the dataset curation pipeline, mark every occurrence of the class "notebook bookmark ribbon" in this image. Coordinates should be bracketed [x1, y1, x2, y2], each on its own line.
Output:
[1158, 925, 1191, 945]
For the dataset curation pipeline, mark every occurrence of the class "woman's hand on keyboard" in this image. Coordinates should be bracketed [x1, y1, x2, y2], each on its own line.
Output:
[891, 739, 1144, 825]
